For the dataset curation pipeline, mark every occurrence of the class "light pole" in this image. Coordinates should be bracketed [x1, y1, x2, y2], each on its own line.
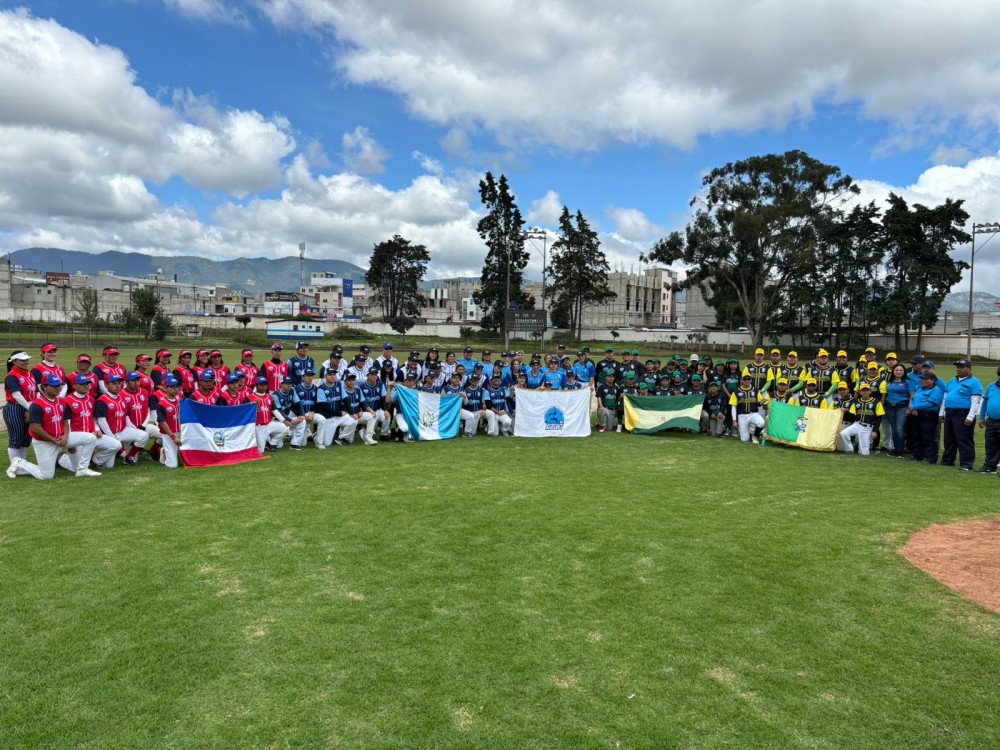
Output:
[523, 228, 547, 346]
[968, 223, 1000, 358]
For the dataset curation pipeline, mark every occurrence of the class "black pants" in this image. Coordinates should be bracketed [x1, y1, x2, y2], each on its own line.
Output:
[941, 409, 975, 469]
[911, 411, 940, 463]
[983, 420, 1000, 471]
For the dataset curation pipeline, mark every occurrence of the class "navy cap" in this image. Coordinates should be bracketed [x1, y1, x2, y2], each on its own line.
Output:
[75, 375, 92, 385]
[296, 341, 309, 349]
[382, 342, 393, 349]
[464, 346, 473, 352]
[256, 376, 269, 385]
[910, 354, 925, 364]
[44, 374, 63, 387]
[227, 374, 241, 384]
[126, 371, 141, 381]
[354, 354, 366, 362]
[491, 372, 501, 379]
[404, 372, 417, 380]
[201, 369, 216, 381]
[923, 360, 936, 368]
[469, 372, 481, 379]
[360, 345, 371, 353]
[281, 376, 294, 384]
[407, 355, 419, 362]
[163, 374, 180, 387]
[368, 368, 380, 376]
[920, 372, 937, 381]
[382, 360, 394, 368]
[482, 350, 491, 356]
[345, 373, 357, 380]
[953, 359, 972, 367]
[304, 370, 316, 376]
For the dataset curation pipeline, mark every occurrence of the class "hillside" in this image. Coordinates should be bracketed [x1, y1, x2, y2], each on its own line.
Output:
[7, 248, 367, 294]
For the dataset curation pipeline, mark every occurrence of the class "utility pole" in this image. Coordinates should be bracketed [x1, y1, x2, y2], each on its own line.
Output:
[299, 242, 306, 293]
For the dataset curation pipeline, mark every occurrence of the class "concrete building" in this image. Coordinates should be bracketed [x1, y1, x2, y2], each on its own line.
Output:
[683, 282, 719, 329]
[300, 272, 368, 320]
[580, 267, 678, 329]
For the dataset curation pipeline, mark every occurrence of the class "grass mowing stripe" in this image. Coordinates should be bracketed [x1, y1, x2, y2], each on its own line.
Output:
[1, 430, 998, 748]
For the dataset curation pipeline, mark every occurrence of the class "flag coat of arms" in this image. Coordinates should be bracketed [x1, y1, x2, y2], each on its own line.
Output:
[624, 394, 704, 433]
[394, 386, 462, 440]
[765, 400, 842, 452]
[179, 400, 265, 467]
[513, 389, 591, 438]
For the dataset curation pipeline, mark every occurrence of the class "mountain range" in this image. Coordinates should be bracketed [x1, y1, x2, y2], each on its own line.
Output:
[5, 248, 367, 294]
[939, 290, 1000, 314]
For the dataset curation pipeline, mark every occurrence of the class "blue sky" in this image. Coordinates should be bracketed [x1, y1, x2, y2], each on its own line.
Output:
[3, 1, 1000, 293]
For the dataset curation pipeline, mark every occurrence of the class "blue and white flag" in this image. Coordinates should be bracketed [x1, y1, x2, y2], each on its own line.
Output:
[394, 385, 461, 441]
[179, 400, 264, 467]
[514, 388, 592, 438]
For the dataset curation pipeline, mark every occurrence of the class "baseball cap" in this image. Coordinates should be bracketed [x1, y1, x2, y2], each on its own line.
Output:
[77, 354, 91, 363]
[296, 341, 310, 349]
[837, 381, 849, 389]
[43, 374, 63, 387]
[304, 369, 316, 376]
[603, 370, 615, 378]
[482, 350, 491, 356]
[197, 349, 209, 356]
[163, 374, 180, 387]
[806, 377, 818, 384]
[10, 351, 30, 361]
[241, 349, 254, 357]
[464, 346, 473, 353]
[210, 349, 222, 356]
[859, 382, 872, 390]
[954, 359, 972, 367]
[227, 374, 241, 384]
[404, 372, 417, 380]
[103, 346, 120, 355]
[886, 352, 898, 360]
[604, 347, 614, 353]
[360, 345, 371, 354]
[817, 348, 829, 357]
[923, 360, 936, 369]
[107, 374, 123, 383]
[778, 377, 789, 385]
[788, 351, 798, 358]
[344, 373, 357, 380]
[691, 374, 702, 382]
[271, 343, 283, 351]
[201, 369, 216, 381]
[155, 348, 171, 359]
[367, 368, 380, 376]
[75, 375, 92, 385]
[740, 373, 751, 379]
[135, 354, 152, 363]
[770, 348, 781, 355]
[382, 342, 393, 349]
[41, 343, 58, 353]
[281, 376, 294, 384]
[754, 347, 765, 355]
[381, 360, 394, 368]
[837, 350, 847, 357]
[178, 350, 192, 358]
[690, 354, 699, 361]
[625, 372, 636, 380]
[256, 376, 268, 385]
[631, 350, 640, 356]
[910, 354, 925, 364]
[867, 362, 879, 370]
[621, 350, 631, 356]
[126, 371, 141, 381]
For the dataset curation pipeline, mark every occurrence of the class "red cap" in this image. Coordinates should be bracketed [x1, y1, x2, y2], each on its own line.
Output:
[241, 349, 253, 357]
[155, 349, 171, 359]
[179, 349, 192, 358]
[103, 346, 120, 355]
[41, 343, 58, 353]
[135, 354, 152, 362]
[210, 349, 222, 356]
[196, 349, 209, 356]
[77, 354, 92, 363]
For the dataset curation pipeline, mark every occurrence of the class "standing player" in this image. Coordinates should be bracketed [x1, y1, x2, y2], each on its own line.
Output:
[236, 349, 258, 385]
[173, 350, 197, 398]
[93, 346, 127, 395]
[217, 373, 249, 406]
[207, 350, 229, 385]
[287, 342, 315, 386]
[133, 354, 155, 395]
[32, 343, 68, 396]
[122, 371, 157, 464]
[66, 354, 94, 388]
[5, 351, 37, 475]
[260, 344, 289, 391]
[151, 349, 173, 387]
[376, 343, 398, 373]
[190, 370, 220, 404]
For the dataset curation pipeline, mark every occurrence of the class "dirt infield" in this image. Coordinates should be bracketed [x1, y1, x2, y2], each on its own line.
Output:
[899, 518, 1000, 613]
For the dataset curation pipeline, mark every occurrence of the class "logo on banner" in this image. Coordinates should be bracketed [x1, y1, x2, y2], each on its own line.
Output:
[795, 416, 809, 434]
[421, 410, 439, 429]
[544, 406, 565, 430]
[213, 430, 226, 448]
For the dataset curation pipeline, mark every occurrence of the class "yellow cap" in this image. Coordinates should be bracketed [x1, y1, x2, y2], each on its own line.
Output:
[778, 377, 788, 385]
[817, 348, 829, 357]
[865, 346, 876, 354]
[806, 377, 817, 384]
[859, 355, 868, 363]
[859, 382, 872, 389]
[770, 348, 781, 355]
[867, 361, 879, 369]
[788, 351, 798, 358]
[836, 350, 847, 357]
[754, 348, 765, 355]
[886, 352, 898, 360]
[837, 381, 849, 389]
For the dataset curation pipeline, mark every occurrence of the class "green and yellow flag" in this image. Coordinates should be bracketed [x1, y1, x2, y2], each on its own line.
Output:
[765, 401, 842, 451]
[624, 394, 704, 434]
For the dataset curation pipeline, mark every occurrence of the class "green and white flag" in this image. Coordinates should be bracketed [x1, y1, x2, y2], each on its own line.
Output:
[765, 400, 842, 452]
[623, 394, 703, 434]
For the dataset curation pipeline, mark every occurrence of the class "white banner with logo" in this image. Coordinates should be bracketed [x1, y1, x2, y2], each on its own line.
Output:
[513, 389, 592, 438]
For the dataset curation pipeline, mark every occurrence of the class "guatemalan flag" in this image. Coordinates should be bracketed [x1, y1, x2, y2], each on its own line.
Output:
[179, 400, 265, 467]
[394, 385, 462, 440]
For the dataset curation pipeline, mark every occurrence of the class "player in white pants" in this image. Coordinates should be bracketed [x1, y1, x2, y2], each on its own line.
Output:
[257, 421, 290, 452]
[12, 378, 100, 479]
[838, 384, 883, 455]
[18, 432, 99, 480]
[839, 421, 875, 455]
[735, 411, 766, 443]
[59, 431, 120, 473]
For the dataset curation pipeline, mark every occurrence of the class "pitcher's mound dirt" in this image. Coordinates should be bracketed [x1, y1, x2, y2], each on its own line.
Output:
[899, 519, 1000, 613]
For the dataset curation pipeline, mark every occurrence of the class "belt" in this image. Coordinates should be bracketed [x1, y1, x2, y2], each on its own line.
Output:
[945, 407, 968, 413]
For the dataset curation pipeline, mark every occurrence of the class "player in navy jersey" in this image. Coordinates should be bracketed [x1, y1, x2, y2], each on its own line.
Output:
[293, 370, 325, 446]
[287, 342, 316, 386]
[360, 368, 390, 442]
[486, 373, 513, 436]
[460, 372, 492, 437]
[338, 373, 369, 445]
[271, 376, 307, 450]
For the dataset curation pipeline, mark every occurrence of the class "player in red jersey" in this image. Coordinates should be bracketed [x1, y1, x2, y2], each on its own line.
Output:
[154, 374, 183, 468]
[172, 350, 197, 398]
[192, 349, 211, 382]
[190, 369, 220, 404]
[151, 349, 173, 388]
[31, 343, 68, 397]
[4, 351, 37, 474]
[9, 375, 100, 480]
[260, 344, 289, 391]
[66, 354, 94, 388]
[248, 376, 289, 452]
[123, 370, 160, 463]
[133, 354, 155, 396]
[236, 349, 258, 386]
[208, 350, 229, 385]
[94, 375, 147, 468]
[93, 346, 127, 395]
[57, 374, 122, 473]
[217, 373, 249, 406]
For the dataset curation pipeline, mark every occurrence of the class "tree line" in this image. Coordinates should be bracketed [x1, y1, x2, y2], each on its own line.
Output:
[365, 151, 970, 346]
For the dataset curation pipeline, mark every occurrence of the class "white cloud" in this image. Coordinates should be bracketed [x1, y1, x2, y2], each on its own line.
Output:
[440, 127, 470, 157]
[341, 126, 389, 174]
[163, 0, 250, 26]
[606, 206, 664, 243]
[526, 190, 562, 225]
[930, 144, 974, 166]
[258, 0, 1000, 152]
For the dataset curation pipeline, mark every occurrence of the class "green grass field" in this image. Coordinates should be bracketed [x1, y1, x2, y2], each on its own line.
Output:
[2, 425, 999, 749]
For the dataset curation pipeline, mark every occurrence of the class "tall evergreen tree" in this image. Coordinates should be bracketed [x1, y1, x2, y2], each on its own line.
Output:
[545, 207, 616, 339]
[365, 235, 429, 320]
[474, 172, 533, 336]
[879, 194, 970, 350]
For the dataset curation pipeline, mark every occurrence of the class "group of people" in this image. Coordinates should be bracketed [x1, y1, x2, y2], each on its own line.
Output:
[5, 340, 1000, 480]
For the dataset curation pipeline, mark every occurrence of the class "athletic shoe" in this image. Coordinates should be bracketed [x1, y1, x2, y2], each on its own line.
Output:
[6, 458, 22, 479]
[363, 435, 377, 446]
[979, 467, 996, 474]
[123, 456, 139, 467]
[334, 438, 349, 447]
[75, 467, 102, 478]
[403, 436, 413, 443]
[316, 443, 327, 451]
[289, 444, 303, 451]
[960, 466, 972, 471]
[598, 425, 605, 432]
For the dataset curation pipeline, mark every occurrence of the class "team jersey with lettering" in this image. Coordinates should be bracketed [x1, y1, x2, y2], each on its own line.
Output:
[31, 361, 68, 386]
[261, 360, 289, 392]
[123, 388, 151, 425]
[316, 382, 343, 417]
[849, 397, 885, 426]
[729, 387, 762, 415]
[5, 370, 37, 405]
[172, 366, 197, 395]
[236, 363, 258, 384]
[134, 370, 155, 396]
[287, 356, 316, 385]
[28, 395, 67, 440]
[93, 361, 127, 387]
[805, 362, 836, 393]
[96, 393, 130, 433]
[359, 381, 386, 410]
[797, 392, 826, 409]
[189, 388, 219, 405]
[596, 383, 621, 409]
[742, 363, 770, 392]
[66, 369, 92, 388]
[154, 394, 182, 433]
[464, 385, 489, 411]
[487, 386, 509, 412]
[247, 391, 277, 426]
[293, 383, 319, 414]
[65, 391, 97, 432]
[216, 390, 247, 407]
[272, 388, 303, 419]
[151, 364, 172, 387]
